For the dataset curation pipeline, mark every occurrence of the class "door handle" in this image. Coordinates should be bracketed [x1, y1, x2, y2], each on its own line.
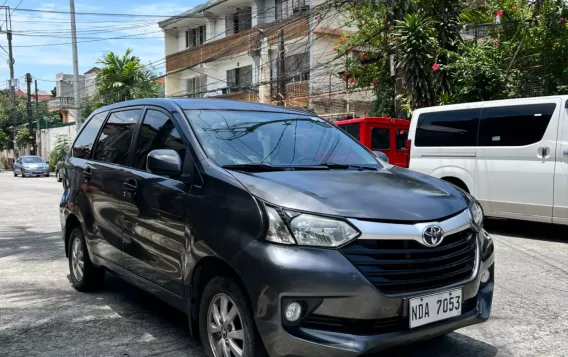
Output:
[537, 147, 550, 158]
[122, 178, 138, 195]
[83, 166, 92, 182]
[563, 150, 568, 155]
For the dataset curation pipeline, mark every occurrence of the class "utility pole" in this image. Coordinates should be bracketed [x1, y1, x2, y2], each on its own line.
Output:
[25, 73, 33, 155]
[35, 80, 40, 157]
[258, 31, 269, 104]
[2, 6, 18, 158]
[69, 0, 82, 130]
[277, 29, 286, 106]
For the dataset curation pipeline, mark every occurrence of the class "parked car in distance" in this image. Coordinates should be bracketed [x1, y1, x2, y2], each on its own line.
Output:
[55, 160, 65, 182]
[13, 156, 50, 177]
[336, 116, 410, 167]
[408, 95, 568, 225]
[61, 99, 494, 357]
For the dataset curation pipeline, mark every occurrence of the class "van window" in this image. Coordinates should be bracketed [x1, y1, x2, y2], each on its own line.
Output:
[478, 103, 556, 146]
[415, 109, 480, 147]
[396, 129, 408, 151]
[338, 123, 360, 141]
[72, 111, 107, 159]
[133, 110, 187, 170]
[371, 128, 390, 150]
[93, 109, 142, 166]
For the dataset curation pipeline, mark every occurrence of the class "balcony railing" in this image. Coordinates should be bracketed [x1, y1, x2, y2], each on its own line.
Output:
[47, 97, 75, 111]
[166, 16, 309, 73]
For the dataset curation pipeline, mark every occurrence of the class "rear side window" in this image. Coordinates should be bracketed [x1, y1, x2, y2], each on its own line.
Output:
[72, 111, 107, 158]
[93, 109, 142, 166]
[338, 123, 360, 141]
[396, 129, 408, 151]
[478, 103, 556, 146]
[371, 128, 390, 150]
[415, 109, 480, 147]
[132, 110, 187, 170]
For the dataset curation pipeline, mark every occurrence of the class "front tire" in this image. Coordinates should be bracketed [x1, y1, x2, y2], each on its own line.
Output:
[199, 276, 265, 357]
[13, 170, 17, 177]
[68, 227, 105, 291]
[56, 171, 62, 182]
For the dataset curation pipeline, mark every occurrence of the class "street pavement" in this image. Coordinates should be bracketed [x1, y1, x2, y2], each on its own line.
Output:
[0, 171, 566, 357]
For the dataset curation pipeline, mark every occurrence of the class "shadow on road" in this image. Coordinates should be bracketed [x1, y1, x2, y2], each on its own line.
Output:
[0, 226, 62, 260]
[485, 218, 568, 243]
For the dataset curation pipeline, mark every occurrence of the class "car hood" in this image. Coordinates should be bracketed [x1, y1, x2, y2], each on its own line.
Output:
[228, 167, 469, 221]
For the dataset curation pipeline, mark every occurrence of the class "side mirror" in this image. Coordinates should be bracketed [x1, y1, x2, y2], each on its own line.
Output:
[373, 151, 389, 163]
[147, 149, 182, 177]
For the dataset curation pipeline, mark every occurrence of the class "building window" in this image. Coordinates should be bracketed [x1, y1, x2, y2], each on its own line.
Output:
[226, 65, 253, 92]
[284, 52, 310, 83]
[186, 25, 206, 48]
[276, 0, 309, 20]
[226, 7, 252, 35]
[187, 75, 207, 98]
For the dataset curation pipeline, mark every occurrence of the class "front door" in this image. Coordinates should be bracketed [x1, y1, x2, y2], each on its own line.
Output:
[86, 108, 143, 265]
[121, 108, 188, 296]
[475, 99, 561, 222]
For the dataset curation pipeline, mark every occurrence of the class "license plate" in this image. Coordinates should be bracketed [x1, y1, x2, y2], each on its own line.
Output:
[409, 289, 462, 328]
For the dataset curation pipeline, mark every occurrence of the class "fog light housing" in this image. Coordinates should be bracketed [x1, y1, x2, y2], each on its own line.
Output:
[284, 302, 302, 322]
[480, 269, 490, 284]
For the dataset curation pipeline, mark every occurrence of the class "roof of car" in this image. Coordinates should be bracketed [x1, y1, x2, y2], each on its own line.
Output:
[90, 98, 313, 117]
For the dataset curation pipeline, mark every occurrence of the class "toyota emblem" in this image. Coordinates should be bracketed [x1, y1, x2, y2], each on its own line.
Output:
[422, 225, 444, 247]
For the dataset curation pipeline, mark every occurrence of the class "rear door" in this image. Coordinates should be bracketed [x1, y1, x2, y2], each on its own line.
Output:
[391, 127, 409, 167]
[121, 107, 189, 296]
[85, 108, 143, 265]
[370, 126, 391, 158]
[475, 99, 561, 222]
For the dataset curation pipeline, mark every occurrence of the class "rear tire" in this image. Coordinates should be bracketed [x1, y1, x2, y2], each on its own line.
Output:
[13, 170, 17, 177]
[199, 276, 266, 357]
[68, 227, 105, 292]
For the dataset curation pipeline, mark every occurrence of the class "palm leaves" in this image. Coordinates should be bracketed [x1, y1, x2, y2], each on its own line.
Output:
[96, 49, 160, 104]
[394, 13, 438, 108]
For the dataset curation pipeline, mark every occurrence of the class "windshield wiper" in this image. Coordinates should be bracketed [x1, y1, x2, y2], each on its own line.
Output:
[320, 163, 379, 171]
[222, 163, 290, 172]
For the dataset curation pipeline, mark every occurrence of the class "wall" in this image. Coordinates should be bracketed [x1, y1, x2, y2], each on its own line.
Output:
[56, 73, 85, 98]
[38, 124, 76, 162]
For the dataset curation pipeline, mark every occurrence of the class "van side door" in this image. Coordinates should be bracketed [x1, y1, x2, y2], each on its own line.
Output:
[121, 107, 191, 297]
[85, 108, 143, 265]
[476, 99, 561, 222]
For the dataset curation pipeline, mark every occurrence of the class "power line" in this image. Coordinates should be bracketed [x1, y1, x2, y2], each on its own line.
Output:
[10, 30, 163, 47]
[0, 0, 23, 29]
[13, 7, 224, 19]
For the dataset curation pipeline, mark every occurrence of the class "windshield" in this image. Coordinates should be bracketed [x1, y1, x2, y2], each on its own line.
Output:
[22, 157, 44, 163]
[185, 110, 380, 167]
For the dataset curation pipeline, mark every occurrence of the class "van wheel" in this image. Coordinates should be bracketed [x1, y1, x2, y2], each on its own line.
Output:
[199, 276, 265, 357]
[68, 227, 105, 291]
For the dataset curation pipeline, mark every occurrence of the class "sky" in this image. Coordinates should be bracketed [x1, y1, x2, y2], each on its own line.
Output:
[0, 0, 202, 92]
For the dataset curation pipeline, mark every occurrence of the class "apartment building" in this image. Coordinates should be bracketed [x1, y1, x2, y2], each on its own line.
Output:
[158, 0, 373, 119]
[48, 67, 100, 123]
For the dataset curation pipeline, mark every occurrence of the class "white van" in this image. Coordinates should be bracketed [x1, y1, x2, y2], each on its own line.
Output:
[408, 95, 568, 224]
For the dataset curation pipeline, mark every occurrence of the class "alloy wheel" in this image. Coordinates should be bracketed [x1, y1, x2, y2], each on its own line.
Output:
[71, 237, 84, 282]
[207, 293, 245, 357]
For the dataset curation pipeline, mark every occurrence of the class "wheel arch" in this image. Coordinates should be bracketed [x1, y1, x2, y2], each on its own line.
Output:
[188, 255, 250, 339]
[429, 166, 473, 194]
[64, 214, 82, 258]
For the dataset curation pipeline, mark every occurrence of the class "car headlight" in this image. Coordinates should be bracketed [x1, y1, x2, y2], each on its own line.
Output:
[469, 201, 484, 232]
[264, 206, 359, 248]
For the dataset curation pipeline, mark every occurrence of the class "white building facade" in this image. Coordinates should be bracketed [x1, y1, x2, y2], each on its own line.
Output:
[159, 0, 373, 119]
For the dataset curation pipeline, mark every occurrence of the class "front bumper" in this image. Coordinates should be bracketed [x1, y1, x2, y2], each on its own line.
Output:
[231, 232, 494, 357]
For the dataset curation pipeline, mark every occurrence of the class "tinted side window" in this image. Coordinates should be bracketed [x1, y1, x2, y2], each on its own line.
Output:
[371, 128, 390, 150]
[396, 129, 409, 151]
[415, 109, 480, 147]
[93, 109, 142, 166]
[338, 123, 360, 141]
[478, 104, 556, 146]
[133, 110, 187, 170]
[72, 112, 107, 158]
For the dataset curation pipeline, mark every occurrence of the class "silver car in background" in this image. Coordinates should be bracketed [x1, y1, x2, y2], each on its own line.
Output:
[13, 156, 50, 178]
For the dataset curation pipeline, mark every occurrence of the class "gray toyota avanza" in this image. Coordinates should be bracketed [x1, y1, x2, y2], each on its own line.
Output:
[60, 99, 494, 357]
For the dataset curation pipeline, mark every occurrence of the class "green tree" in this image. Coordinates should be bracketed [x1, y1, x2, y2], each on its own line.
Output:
[15, 128, 31, 149]
[96, 48, 161, 104]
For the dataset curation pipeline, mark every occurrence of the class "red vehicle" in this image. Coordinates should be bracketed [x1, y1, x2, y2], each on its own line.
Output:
[335, 116, 410, 167]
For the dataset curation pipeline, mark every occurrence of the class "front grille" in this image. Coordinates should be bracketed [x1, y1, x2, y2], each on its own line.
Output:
[301, 297, 478, 335]
[341, 229, 477, 295]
